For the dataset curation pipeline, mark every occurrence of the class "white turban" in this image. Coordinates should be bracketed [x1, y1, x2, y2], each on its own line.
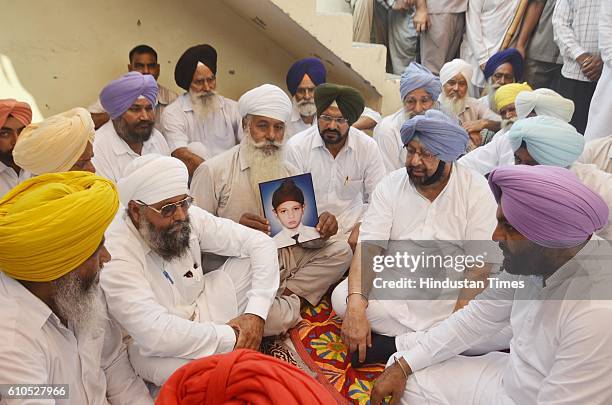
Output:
[439, 59, 473, 86]
[13, 108, 95, 175]
[238, 84, 292, 123]
[117, 154, 189, 206]
[515, 88, 575, 123]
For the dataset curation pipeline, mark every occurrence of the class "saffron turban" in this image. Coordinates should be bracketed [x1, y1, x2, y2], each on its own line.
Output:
[515, 88, 575, 122]
[156, 349, 336, 405]
[13, 108, 95, 175]
[117, 154, 188, 207]
[0, 99, 32, 128]
[0, 172, 118, 282]
[400, 109, 468, 162]
[314, 83, 364, 125]
[238, 84, 292, 123]
[100, 72, 158, 120]
[508, 116, 585, 167]
[439, 59, 473, 86]
[488, 165, 608, 248]
[400, 62, 441, 102]
[286, 58, 326, 96]
[175, 44, 217, 91]
[495, 82, 533, 111]
[483, 48, 524, 81]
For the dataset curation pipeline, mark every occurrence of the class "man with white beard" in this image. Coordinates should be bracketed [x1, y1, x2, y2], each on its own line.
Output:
[161, 44, 242, 175]
[477, 48, 524, 115]
[438, 59, 500, 151]
[191, 84, 352, 335]
[284, 58, 381, 138]
[0, 172, 152, 404]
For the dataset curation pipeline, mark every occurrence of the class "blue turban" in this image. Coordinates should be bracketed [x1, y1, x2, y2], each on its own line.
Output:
[483, 48, 524, 81]
[100, 72, 158, 120]
[286, 58, 327, 96]
[400, 110, 468, 162]
[400, 62, 441, 102]
[507, 116, 585, 167]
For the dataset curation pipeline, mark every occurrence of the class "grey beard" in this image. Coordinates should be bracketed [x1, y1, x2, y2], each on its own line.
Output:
[190, 90, 222, 121]
[501, 117, 517, 130]
[138, 210, 192, 261]
[439, 93, 467, 117]
[484, 81, 501, 112]
[295, 99, 316, 117]
[53, 271, 103, 335]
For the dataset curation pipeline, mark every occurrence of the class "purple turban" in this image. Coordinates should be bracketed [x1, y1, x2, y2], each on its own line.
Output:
[100, 72, 158, 120]
[400, 109, 468, 162]
[483, 48, 524, 81]
[174, 44, 217, 91]
[489, 165, 609, 248]
[286, 58, 326, 96]
[399, 62, 441, 102]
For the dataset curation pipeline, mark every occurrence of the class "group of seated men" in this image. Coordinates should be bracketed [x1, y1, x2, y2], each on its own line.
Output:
[1, 41, 612, 404]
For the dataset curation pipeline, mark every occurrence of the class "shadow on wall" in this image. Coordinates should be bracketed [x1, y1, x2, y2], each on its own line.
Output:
[0, 54, 44, 122]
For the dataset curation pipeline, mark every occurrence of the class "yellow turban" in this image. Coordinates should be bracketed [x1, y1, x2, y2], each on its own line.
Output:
[0, 172, 118, 282]
[13, 108, 95, 175]
[495, 82, 533, 111]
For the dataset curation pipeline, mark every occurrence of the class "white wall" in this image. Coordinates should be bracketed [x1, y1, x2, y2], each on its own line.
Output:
[0, 0, 297, 117]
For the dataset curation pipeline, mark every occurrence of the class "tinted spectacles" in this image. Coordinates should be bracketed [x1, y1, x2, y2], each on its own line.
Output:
[405, 148, 439, 162]
[319, 114, 349, 125]
[137, 196, 194, 218]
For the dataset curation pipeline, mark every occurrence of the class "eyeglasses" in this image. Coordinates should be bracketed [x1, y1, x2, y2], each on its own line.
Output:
[405, 148, 439, 162]
[319, 114, 349, 125]
[136, 196, 194, 218]
[295, 87, 315, 97]
[404, 96, 434, 109]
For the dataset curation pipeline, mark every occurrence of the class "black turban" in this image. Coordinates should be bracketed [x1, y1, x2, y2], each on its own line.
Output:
[174, 44, 217, 91]
[314, 83, 364, 125]
[272, 179, 304, 209]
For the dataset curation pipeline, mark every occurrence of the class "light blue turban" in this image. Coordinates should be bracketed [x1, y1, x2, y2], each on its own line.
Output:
[507, 116, 585, 167]
[400, 109, 468, 162]
[400, 63, 441, 102]
[100, 72, 158, 120]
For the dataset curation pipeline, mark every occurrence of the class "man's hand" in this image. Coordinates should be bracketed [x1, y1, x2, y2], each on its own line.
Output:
[316, 211, 338, 240]
[239, 213, 271, 235]
[412, 8, 430, 32]
[370, 360, 411, 405]
[516, 44, 526, 59]
[581, 55, 603, 81]
[341, 295, 371, 362]
[468, 131, 483, 148]
[348, 223, 361, 252]
[462, 120, 486, 134]
[171, 147, 204, 177]
[227, 313, 265, 351]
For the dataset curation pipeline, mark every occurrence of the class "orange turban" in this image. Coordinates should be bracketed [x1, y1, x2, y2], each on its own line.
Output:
[0, 99, 32, 128]
[156, 349, 336, 405]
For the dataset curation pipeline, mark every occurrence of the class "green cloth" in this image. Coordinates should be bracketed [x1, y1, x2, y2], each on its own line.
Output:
[314, 83, 365, 125]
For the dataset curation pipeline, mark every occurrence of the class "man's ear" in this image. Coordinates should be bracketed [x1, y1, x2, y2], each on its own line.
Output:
[127, 200, 142, 228]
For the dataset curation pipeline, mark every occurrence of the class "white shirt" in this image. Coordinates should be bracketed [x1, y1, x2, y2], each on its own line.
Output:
[92, 121, 170, 183]
[286, 125, 386, 238]
[448, 96, 500, 125]
[553, 0, 602, 82]
[161, 93, 243, 159]
[461, 0, 521, 87]
[457, 127, 513, 175]
[373, 108, 408, 174]
[569, 162, 612, 241]
[272, 223, 321, 248]
[100, 206, 278, 362]
[578, 134, 612, 173]
[400, 239, 612, 405]
[0, 272, 152, 405]
[358, 164, 500, 331]
[0, 162, 31, 198]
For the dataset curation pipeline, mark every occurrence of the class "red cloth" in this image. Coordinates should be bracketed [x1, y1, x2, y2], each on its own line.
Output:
[0, 99, 32, 128]
[156, 349, 336, 405]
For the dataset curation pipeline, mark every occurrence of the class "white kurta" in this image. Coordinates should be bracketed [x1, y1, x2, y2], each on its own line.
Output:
[396, 238, 612, 405]
[457, 127, 513, 175]
[100, 206, 278, 385]
[285, 125, 386, 239]
[0, 272, 152, 405]
[578, 134, 612, 173]
[460, 0, 521, 88]
[373, 108, 408, 174]
[332, 164, 500, 334]
[161, 93, 243, 159]
[569, 162, 612, 241]
[92, 121, 170, 183]
[0, 161, 31, 198]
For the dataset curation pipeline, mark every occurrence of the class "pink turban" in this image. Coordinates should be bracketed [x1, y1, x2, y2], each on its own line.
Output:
[0, 99, 32, 128]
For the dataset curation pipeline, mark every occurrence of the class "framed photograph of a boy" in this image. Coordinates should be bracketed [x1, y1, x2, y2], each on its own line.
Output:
[259, 173, 321, 248]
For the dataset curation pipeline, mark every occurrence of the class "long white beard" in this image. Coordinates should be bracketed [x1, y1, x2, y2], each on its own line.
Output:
[293, 97, 316, 117]
[190, 90, 222, 121]
[243, 128, 288, 212]
[484, 80, 501, 112]
[439, 92, 467, 117]
[501, 116, 518, 130]
[53, 271, 105, 335]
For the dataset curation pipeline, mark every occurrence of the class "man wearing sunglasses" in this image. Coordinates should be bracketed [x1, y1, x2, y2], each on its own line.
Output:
[100, 154, 279, 387]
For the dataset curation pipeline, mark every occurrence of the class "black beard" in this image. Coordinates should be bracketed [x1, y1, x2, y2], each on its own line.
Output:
[114, 119, 154, 144]
[0, 149, 15, 167]
[320, 129, 344, 145]
[499, 241, 557, 277]
[407, 161, 446, 186]
[143, 216, 192, 261]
